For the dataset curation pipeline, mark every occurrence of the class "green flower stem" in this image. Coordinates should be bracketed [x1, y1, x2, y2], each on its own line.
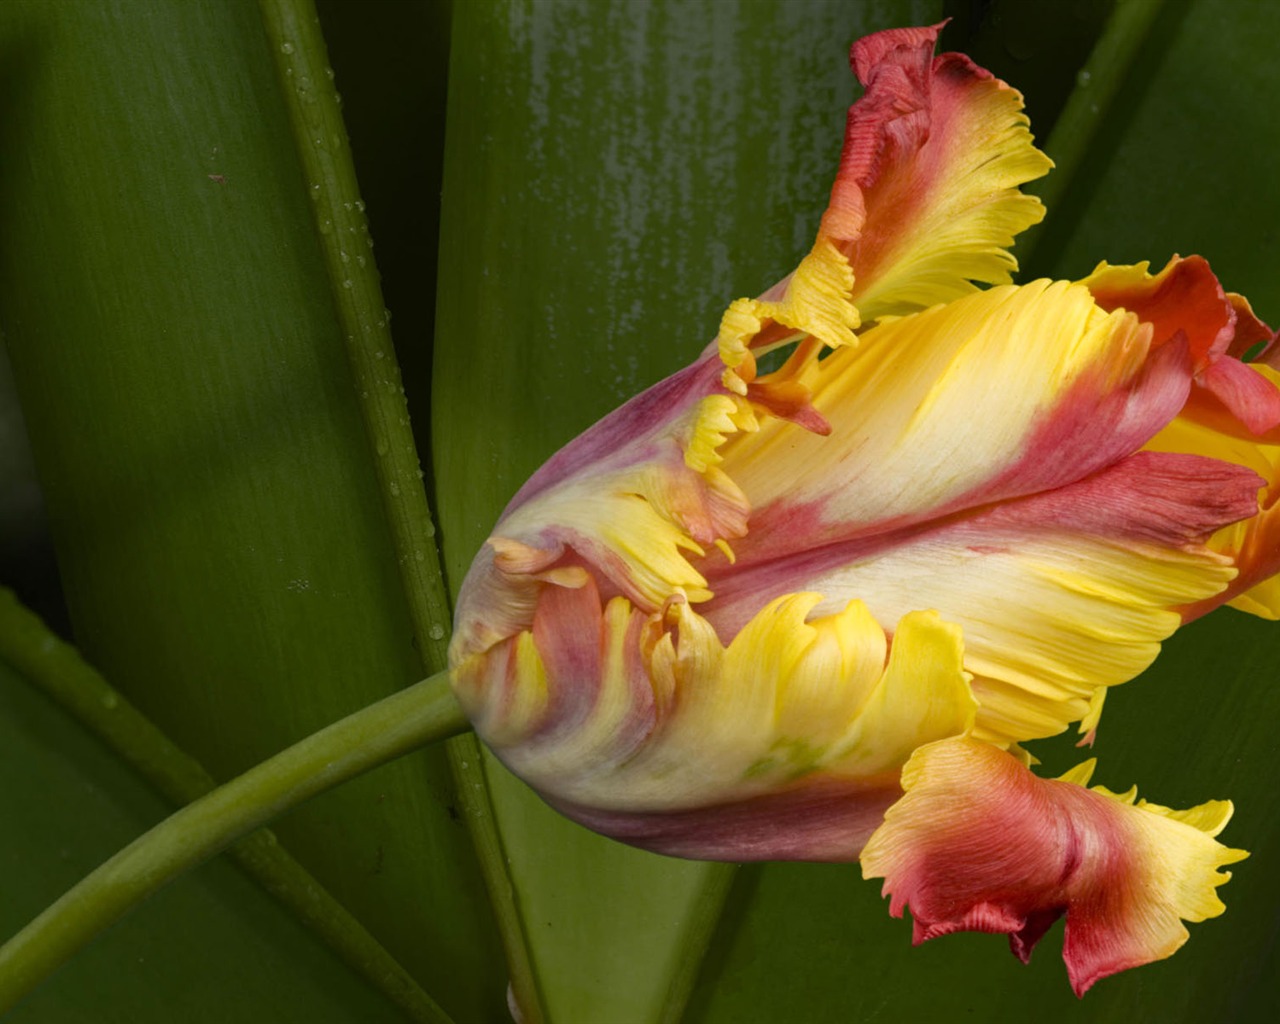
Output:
[0, 589, 451, 1023]
[446, 734, 548, 1024]
[258, 0, 453, 671]
[1037, 0, 1166, 212]
[1019, 0, 1167, 267]
[0, 669, 468, 1013]
[259, 3, 549, 1013]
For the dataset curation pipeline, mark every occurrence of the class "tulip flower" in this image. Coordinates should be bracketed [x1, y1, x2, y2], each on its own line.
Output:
[449, 23, 1279, 995]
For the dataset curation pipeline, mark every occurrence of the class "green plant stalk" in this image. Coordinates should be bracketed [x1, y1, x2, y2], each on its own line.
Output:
[0, 588, 450, 1024]
[258, 3, 549, 1014]
[263, 6, 534, 1011]
[1019, 0, 1167, 264]
[0, 669, 468, 1014]
[257, 0, 453, 670]
[656, 866, 737, 1024]
[446, 733, 548, 1024]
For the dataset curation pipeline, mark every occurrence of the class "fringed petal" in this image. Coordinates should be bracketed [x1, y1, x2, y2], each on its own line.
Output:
[711, 450, 1253, 748]
[861, 737, 1247, 996]
[711, 22, 1052, 392]
[720, 281, 1178, 557]
[828, 25, 1052, 319]
[463, 580, 975, 862]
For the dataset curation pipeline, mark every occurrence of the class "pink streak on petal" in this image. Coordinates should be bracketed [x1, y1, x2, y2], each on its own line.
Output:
[547, 772, 903, 862]
[531, 575, 603, 737]
[1198, 356, 1280, 435]
[507, 357, 722, 513]
[974, 451, 1264, 548]
[704, 451, 1261, 637]
[983, 335, 1193, 499]
[725, 329, 1194, 581]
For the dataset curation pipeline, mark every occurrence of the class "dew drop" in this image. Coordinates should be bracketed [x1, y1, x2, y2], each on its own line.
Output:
[428, 623, 446, 641]
[280, 41, 294, 54]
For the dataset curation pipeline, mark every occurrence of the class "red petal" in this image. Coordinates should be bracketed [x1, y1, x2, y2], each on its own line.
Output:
[861, 738, 1246, 996]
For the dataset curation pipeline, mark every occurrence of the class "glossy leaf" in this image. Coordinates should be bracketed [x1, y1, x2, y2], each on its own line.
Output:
[0, 0, 501, 1018]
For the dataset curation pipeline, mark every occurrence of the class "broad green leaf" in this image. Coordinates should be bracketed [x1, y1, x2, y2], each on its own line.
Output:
[432, 2, 939, 1020]
[0, 0, 501, 1017]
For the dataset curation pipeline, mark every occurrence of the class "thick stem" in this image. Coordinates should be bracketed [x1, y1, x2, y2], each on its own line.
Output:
[1017, 0, 1167, 270]
[0, 587, 451, 1023]
[0, 670, 468, 1013]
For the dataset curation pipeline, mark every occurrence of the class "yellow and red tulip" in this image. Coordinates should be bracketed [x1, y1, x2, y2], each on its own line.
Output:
[448, 23, 1278, 994]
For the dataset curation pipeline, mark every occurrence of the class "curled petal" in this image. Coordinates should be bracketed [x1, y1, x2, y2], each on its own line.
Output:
[713, 22, 1052, 391]
[861, 738, 1247, 996]
[1145, 364, 1280, 620]
[1083, 257, 1237, 369]
[1084, 257, 1280, 434]
[826, 24, 1053, 319]
[460, 579, 976, 861]
[722, 280, 1180, 554]
[449, 360, 752, 664]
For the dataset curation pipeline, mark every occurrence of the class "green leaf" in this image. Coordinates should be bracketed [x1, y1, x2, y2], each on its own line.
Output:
[0, 0, 501, 1017]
